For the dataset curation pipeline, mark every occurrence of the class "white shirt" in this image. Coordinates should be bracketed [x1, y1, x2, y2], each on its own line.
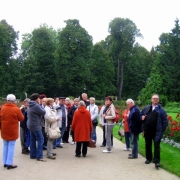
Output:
[86, 104, 98, 121]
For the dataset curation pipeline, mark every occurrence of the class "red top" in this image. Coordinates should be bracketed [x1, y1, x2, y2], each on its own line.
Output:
[0, 103, 24, 140]
[71, 106, 92, 142]
[122, 109, 130, 132]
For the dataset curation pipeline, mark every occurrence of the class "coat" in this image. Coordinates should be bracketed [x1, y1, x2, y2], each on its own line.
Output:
[122, 109, 130, 132]
[0, 103, 24, 140]
[99, 105, 106, 126]
[44, 106, 59, 133]
[140, 104, 168, 142]
[105, 103, 116, 124]
[71, 106, 92, 142]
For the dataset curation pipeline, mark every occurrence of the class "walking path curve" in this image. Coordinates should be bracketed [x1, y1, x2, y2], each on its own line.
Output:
[0, 127, 179, 180]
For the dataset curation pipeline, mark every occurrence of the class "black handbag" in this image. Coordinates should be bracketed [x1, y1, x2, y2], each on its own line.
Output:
[92, 119, 98, 126]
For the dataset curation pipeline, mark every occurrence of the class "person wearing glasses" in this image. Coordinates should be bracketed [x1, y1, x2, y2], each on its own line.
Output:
[141, 94, 168, 168]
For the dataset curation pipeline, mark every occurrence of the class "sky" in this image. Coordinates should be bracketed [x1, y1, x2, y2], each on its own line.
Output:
[0, 0, 180, 51]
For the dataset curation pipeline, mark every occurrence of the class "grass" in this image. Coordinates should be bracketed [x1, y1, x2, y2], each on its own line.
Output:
[113, 124, 180, 177]
[167, 112, 178, 120]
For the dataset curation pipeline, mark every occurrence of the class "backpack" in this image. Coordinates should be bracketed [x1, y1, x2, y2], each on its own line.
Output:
[113, 109, 120, 123]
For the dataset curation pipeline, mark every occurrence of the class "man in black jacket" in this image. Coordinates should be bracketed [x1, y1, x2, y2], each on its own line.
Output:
[141, 94, 168, 168]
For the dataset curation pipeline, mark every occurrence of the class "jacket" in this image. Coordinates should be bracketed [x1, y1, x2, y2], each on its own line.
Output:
[122, 109, 130, 132]
[44, 106, 59, 133]
[128, 105, 142, 134]
[86, 104, 98, 121]
[140, 104, 168, 141]
[105, 103, 116, 124]
[53, 104, 68, 128]
[71, 106, 92, 142]
[68, 105, 78, 125]
[27, 100, 46, 131]
[0, 103, 24, 140]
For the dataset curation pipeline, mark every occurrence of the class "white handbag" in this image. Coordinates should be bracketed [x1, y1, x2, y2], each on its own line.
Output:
[48, 127, 61, 139]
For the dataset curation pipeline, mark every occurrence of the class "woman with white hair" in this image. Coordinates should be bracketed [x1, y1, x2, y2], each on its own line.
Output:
[0, 94, 24, 169]
[86, 97, 98, 142]
[71, 101, 92, 157]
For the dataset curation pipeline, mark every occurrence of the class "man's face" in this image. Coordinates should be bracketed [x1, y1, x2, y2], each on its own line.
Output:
[151, 95, 159, 105]
[126, 102, 133, 109]
[60, 99, 65, 105]
[55, 98, 59, 103]
[74, 100, 79, 106]
[82, 94, 87, 101]
[90, 99, 94, 104]
[65, 100, 70, 105]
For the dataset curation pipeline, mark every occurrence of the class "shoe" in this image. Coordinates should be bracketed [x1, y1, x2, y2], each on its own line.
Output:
[56, 145, 63, 148]
[128, 156, 137, 159]
[4, 164, 7, 168]
[124, 148, 131, 151]
[83, 154, 86, 157]
[52, 153, 56, 156]
[71, 141, 75, 145]
[22, 151, 29, 155]
[128, 154, 132, 156]
[155, 163, 160, 168]
[37, 159, 47, 162]
[43, 146, 47, 150]
[75, 155, 81, 157]
[7, 165, 18, 170]
[100, 145, 105, 147]
[60, 143, 64, 145]
[145, 160, 151, 164]
[53, 146, 56, 149]
[103, 150, 112, 153]
[47, 156, 56, 160]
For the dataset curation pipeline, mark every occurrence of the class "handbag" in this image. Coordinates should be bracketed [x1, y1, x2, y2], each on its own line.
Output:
[118, 123, 124, 140]
[92, 119, 98, 126]
[48, 127, 61, 139]
[88, 139, 96, 148]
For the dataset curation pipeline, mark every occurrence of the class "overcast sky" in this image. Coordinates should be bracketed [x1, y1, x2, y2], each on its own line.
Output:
[0, 0, 180, 51]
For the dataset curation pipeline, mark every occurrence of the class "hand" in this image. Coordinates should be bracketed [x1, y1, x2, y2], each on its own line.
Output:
[57, 117, 60, 121]
[142, 115, 146, 120]
[100, 124, 102, 127]
[103, 114, 106, 118]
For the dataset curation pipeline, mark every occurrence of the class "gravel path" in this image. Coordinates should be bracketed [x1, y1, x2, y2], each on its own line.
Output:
[0, 127, 179, 180]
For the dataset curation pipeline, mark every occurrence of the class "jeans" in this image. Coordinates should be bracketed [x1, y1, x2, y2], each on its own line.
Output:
[105, 124, 114, 151]
[131, 133, 139, 158]
[125, 132, 131, 149]
[30, 130, 44, 159]
[91, 125, 97, 142]
[3, 140, 16, 165]
[56, 125, 66, 146]
[102, 126, 113, 146]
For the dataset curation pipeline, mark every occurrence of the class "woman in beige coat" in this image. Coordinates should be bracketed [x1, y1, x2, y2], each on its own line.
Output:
[102, 96, 116, 153]
[44, 98, 60, 159]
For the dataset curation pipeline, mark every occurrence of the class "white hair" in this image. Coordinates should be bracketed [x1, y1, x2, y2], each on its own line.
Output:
[126, 98, 134, 104]
[89, 97, 95, 102]
[78, 100, 86, 107]
[6, 94, 16, 101]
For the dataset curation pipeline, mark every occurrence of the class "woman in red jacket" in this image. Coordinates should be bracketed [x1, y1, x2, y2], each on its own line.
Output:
[0, 94, 24, 170]
[71, 101, 92, 157]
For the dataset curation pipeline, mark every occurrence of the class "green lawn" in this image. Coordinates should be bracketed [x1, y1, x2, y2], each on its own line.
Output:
[113, 124, 180, 177]
[167, 112, 178, 120]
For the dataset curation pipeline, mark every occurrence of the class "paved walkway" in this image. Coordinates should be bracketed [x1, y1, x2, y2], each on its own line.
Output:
[0, 127, 180, 180]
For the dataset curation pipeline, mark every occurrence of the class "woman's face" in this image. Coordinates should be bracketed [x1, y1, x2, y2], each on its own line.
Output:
[90, 99, 94, 104]
[105, 99, 111, 105]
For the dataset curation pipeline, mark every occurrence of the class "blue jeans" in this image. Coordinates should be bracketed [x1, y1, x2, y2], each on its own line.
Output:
[56, 125, 66, 146]
[3, 140, 16, 165]
[125, 132, 131, 148]
[91, 125, 97, 142]
[30, 130, 44, 159]
[131, 133, 139, 158]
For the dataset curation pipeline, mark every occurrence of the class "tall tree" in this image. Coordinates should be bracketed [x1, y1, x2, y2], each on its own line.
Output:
[108, 18, 142, 99]
[88, 43, 116, 98]
[54, 19, 93, 96]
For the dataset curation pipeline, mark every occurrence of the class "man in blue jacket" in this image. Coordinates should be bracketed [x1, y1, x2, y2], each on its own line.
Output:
[127, 99, 142, 159]
[27, 93, 46, 162]
[141, 94, 168, 168]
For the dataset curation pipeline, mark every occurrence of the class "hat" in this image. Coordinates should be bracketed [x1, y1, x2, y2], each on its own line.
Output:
[7, 94, 16, 101]
[65, 97, 70, 101]
[59, 97, 66, 100]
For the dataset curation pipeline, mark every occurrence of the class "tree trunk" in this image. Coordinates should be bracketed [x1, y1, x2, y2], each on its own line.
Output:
[117, 60, 124, 100]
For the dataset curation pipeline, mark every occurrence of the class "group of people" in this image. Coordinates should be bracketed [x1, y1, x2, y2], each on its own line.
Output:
[0, 92, 168, 170]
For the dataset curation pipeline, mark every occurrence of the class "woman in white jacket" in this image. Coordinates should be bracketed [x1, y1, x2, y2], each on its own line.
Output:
[44, 98, 60, 159]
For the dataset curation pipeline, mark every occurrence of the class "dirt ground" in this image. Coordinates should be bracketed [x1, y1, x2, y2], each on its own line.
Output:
[0, 127, 179, 180]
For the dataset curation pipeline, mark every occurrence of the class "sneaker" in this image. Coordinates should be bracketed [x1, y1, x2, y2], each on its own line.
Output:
[124, 148, 131, 151]
[103, 150, 112, 153]
[47, 156, 56, 160]
[71, 141, 75, 145]
[60, 143, 64, 145]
